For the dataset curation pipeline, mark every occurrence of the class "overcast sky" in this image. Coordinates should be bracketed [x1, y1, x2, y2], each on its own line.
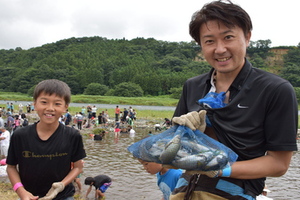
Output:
[0, 0, 298, 50]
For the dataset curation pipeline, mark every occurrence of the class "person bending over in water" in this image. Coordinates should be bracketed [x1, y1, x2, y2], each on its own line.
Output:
[84, 175, 112, 200]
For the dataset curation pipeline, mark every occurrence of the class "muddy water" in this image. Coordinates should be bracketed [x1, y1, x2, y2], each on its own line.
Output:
[80, 128, 300, 200]
[264, 140, 300, 200]
[81, 127, 162, 200]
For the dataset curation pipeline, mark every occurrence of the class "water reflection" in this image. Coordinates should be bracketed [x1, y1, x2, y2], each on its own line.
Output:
[81, 128, 300, 200]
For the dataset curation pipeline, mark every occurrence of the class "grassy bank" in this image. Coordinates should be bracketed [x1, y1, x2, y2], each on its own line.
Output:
[67, 107, 174, 122]
[0, 92, 179, 107]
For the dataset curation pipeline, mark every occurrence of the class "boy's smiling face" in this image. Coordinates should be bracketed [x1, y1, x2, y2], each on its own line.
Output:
[34, 92, 68, 125]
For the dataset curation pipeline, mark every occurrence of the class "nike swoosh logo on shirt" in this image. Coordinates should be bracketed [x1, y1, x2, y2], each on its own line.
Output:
[237, 104, 249, 109]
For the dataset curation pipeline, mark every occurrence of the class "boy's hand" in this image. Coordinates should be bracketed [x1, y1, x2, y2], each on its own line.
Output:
[172, 110, 207, 132]
[39, 182, 65, 200]
[17, 187, 39, 200]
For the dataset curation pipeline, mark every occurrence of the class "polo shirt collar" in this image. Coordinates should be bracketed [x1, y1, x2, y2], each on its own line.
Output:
[205, 58, 252, 91]
[229, 58, 252, 91]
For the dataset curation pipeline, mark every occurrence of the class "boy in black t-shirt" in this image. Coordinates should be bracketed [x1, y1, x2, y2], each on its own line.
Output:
[6, 79, 86, 200]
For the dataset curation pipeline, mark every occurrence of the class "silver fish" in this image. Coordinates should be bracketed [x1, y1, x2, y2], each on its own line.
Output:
[147, 143, 163, 157]
[140, 138, 169, 162]
[159, 135, 181, 163]
[175, 148, 193, 158]
[172, 154, 208, 170]
[180, 140, 211, 153]
[171, 147, 228, 170]
[205, 152, 228, 170]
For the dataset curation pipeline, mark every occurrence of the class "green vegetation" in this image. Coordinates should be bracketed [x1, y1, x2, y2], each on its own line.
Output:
[0, 37, 299, 101]
[65, 107, 174, 123]
[109, 82, 144, 97]
[92, 128, 106, 135]
[0, 37, 205, 96]
[84, 83, 109, 95]
[72, 94, 178, 106]
[0, 92, 179, 106]
[0, 92, 32, 101]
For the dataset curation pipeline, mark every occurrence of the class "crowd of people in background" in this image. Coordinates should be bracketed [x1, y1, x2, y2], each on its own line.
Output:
[59, 105, 139, 132]
[0, 102, 142, 140]
[0, 101, 170, 162]
[43, 104, 141, 142]
[0, 101, 171, 138]
[0, 102, 32, 159]
[0, 101, 140, 159]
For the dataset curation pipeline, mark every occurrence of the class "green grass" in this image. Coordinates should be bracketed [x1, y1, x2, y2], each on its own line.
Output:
[0, 92, 179, 107]
[67, 107, 174, 122]
[0, 92, 34, 101]
[71, 94, 179, 106]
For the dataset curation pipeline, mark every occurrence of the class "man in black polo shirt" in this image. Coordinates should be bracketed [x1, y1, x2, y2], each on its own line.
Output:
[170, 1, 298, 199]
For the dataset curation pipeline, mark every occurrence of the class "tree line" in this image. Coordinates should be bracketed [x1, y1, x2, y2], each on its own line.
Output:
[0, 37, 299, 101]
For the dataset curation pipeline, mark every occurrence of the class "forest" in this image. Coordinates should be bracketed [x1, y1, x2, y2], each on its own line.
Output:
[0, 36, 299, 100]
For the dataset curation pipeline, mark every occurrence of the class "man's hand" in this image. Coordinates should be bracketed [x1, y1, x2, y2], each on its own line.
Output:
[39, 182, 65, 200]
[172, 110, 207, 132]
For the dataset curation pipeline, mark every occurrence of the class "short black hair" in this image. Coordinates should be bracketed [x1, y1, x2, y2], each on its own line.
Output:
[84, 177, 94, 185]
[189, 0, 252, 46]
[33, 79, 71, 105]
